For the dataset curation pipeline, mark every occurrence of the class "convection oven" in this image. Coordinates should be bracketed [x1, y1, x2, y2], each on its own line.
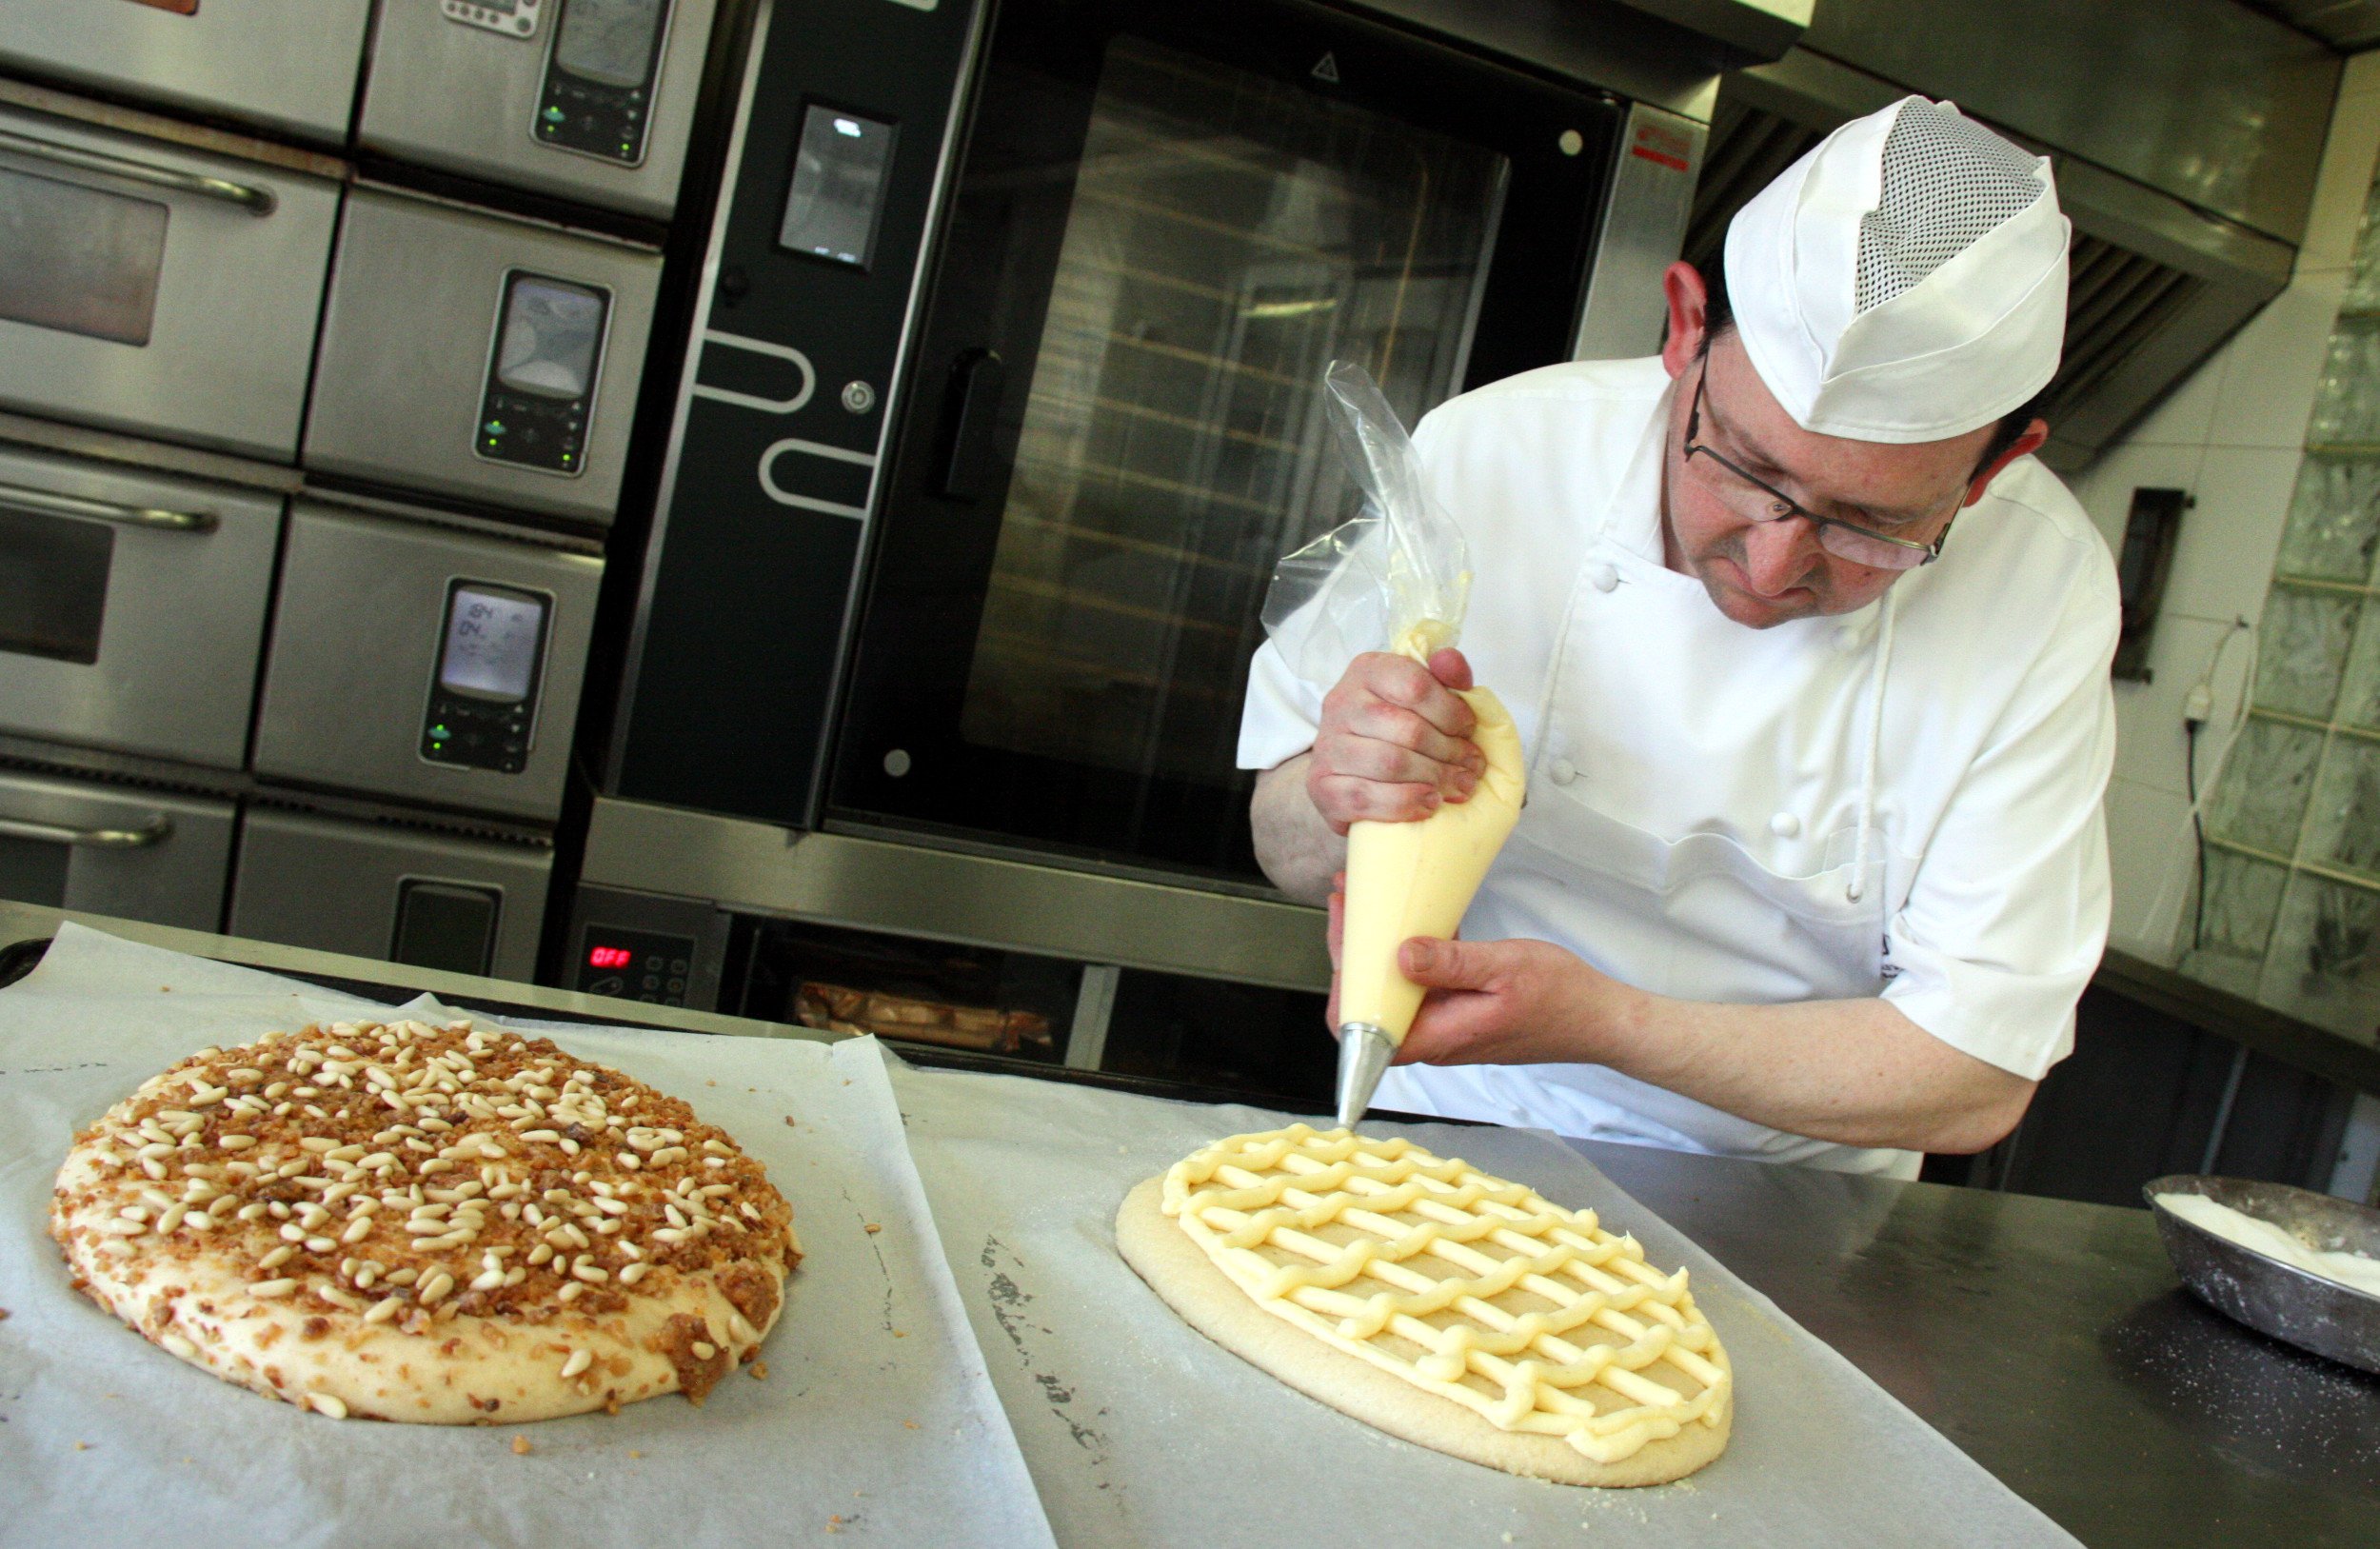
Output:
[358, 0, 724, 220]
[0, 0, 373, 145]
[0, 441, 282, 771]
[571, 0, 1735, 1094]
[303, 189, 664, 526]
[0, 94, 343, 463]
[251, 502, 605, 824]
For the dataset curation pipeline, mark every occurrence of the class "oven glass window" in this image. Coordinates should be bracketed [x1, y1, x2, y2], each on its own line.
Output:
[0, 169, 169, 347]
[496, 275, 606, 399]
[439, 586, 545, 701]
[553, 0, 664, 89]
[778, 107, 897, 269]
[0, 506, 112, 665]
[957, 36, 1507, 783]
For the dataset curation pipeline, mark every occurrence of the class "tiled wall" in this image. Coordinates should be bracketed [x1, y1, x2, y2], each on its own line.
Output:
[2069, 52, 2380, 1203]
[2073, 50, 2380, 983]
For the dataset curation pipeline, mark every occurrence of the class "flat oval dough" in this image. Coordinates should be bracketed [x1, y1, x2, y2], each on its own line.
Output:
[51, 1018, 800, 1423]
[1116, 1176, 1730, 1487]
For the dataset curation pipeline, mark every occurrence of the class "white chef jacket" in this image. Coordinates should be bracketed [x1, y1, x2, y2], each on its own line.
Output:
[1240, 357, 2119, 1177]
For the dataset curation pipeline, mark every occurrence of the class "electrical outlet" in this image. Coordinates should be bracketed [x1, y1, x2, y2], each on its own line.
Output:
[2185, 681, 2215, 725]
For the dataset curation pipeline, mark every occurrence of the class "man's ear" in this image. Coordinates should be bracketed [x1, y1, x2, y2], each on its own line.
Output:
[1963, 418, 2050, 506]
[1660, 261, 1711, 381]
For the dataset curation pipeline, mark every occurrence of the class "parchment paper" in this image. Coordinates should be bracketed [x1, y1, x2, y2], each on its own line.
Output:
[0, 924, 1055, 1549]
[887, 1062, 2083, 1549]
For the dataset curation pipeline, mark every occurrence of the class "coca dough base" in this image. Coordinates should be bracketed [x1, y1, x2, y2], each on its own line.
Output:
[1115, 1176, 1731, 1487]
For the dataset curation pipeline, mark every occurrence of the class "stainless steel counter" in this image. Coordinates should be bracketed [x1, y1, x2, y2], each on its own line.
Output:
[5, 900, 2373, 1546]
[1585, 1140, 2380, 1547]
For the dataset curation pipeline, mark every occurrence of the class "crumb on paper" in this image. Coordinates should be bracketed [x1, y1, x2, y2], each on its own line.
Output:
[892, 1329, 906, 1338]
[628, 1450, 643, 1460]
[0, 1307, 10, 1321]
[751, 1360, 769, 1380]
[785, 1116, 798, 1127]
[903, 1420, 919, 1430]
[74, 1441, 89, 1452]
[863, 1222, 882, 1235]
[511, 1435, 533, 1456]
[706, 1080, 718, 1087]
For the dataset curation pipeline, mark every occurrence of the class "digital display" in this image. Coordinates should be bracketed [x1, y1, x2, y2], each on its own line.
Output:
[777, 106, 896, 269]
[496, 275, 606, 399]
[439, 586, 545, 702]
[587, 944, 634, 969]
[553, 0, 664, 89]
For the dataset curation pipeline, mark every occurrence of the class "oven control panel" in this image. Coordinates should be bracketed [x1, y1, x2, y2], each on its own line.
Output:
[444, 0, 543, 37]
[535, 0, 673, 165]
[567, 886, 730, 1008]
[421, 579, 549, 773]
[477, 271, 609, 476]
[578, 927, 695, 1003]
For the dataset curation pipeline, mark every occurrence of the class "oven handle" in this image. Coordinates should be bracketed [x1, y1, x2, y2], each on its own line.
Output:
[0, 129, 277, 216]
[0, 813, 172, 849]
[0, 480, 218, 533]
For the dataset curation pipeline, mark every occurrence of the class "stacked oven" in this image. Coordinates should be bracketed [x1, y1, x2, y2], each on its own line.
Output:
[0, 0, 717, 980]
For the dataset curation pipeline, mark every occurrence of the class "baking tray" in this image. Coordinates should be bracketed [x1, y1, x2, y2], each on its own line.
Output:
[2145, 1173, 2380, 1376]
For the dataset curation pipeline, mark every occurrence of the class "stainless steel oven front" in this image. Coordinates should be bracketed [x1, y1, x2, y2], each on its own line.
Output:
[358, 0, 724, 220]
[0, 0, 374, 145]
[304, 189, 663, 526]
[252, 501, 605, 823]
[600, 0, 1707, 887]
[0, 440, 282, 771]
[0, 98, 344, 463]
[0, 766, 234, 933]
[229, 807, 552, 983]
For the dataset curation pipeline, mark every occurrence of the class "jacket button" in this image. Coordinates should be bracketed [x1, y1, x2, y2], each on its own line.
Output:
[1589, 564, 1619, 593]
[1548, 758, 1577, 785]
[1769, 812, 1801, 838]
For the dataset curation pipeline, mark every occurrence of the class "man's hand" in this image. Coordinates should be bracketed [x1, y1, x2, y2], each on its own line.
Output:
[1306, 647, 1485, 834]
[1389, 936, 1613, 1066]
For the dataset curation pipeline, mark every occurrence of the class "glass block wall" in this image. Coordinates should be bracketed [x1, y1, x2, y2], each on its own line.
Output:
[2189, 175, 2380, 1043]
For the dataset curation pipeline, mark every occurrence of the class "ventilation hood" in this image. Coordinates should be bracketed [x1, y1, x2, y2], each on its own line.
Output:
[1682, 0, 2329, 471]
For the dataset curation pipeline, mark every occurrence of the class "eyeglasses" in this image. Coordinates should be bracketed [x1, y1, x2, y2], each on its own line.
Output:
[1681, 364, 1956, 570]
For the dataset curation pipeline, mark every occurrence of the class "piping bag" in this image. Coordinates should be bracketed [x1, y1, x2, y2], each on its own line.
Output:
[1262, 363, 1526, 1130]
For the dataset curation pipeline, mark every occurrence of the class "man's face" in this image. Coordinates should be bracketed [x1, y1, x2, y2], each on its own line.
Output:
[1659, 334, 1999, 629]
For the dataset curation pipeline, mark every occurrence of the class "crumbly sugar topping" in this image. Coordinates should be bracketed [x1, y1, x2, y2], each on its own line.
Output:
[59, 1019, 797, 1337]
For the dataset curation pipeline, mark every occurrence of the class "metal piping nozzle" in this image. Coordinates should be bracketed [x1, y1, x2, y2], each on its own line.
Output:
[1334, 1022, 1396, 1130]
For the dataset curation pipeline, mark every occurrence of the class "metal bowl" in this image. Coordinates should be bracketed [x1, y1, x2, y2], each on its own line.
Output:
[2144, 1174, 2380, 1377]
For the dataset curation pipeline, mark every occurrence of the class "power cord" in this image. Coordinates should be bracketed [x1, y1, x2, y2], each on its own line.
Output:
[2142, 617, 2255, 955]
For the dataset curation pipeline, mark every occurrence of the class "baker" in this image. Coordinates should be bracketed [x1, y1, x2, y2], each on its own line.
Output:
[1241, 96, 2116, 1178]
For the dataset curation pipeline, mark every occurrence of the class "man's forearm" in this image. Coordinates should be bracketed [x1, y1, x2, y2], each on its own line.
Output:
[1594, 986, 2034, 1154]
[1250, 754, 1343, 904]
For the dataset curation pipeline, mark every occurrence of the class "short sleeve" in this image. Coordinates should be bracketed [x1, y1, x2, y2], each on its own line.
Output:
[1880, 560, 2119, 1081]
[1237, 638, 1327, 771]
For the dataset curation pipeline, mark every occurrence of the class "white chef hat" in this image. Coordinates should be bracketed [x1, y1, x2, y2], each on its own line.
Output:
[1722, 95, 2070, 444]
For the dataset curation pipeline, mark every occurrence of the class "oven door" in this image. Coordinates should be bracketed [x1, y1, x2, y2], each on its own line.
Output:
[304, 189, 662, 525]
[229, 807, 551, 982]
[0, 442, 282, 770]
[0, 768, 233, 932]
[0, 104, 343, 462]
[358, 0, 721, 221]
[828, 0, 1620, 881]
[0, 0, 374, 145]
[251, 502, 604, 823]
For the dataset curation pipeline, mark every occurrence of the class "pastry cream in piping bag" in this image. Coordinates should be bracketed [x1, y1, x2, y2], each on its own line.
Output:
[1337, 626, 1526, 1045]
